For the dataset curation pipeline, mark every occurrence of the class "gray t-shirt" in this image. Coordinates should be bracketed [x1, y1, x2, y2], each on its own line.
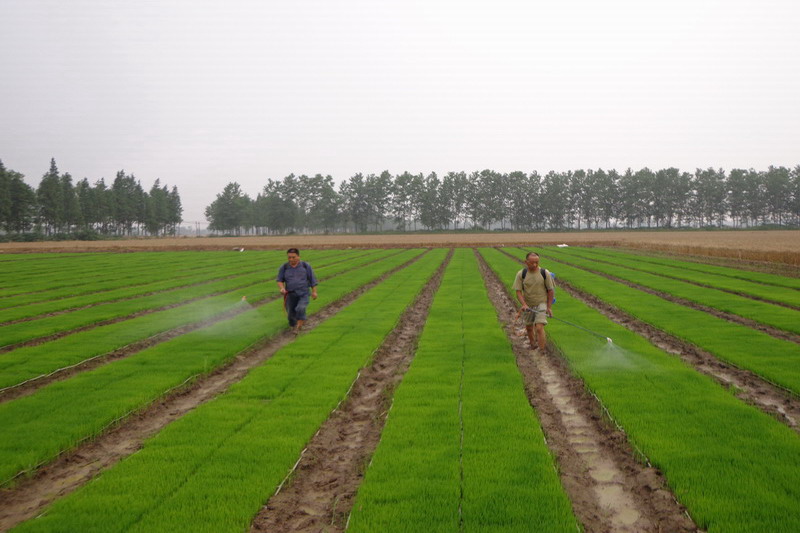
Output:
[512, 267, 554, 307]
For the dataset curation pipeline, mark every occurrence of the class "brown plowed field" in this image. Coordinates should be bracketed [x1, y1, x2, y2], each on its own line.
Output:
[2, 230, 800, 265]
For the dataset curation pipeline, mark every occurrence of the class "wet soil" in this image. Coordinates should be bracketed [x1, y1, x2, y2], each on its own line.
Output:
[250, 250, 451, 533]
[0, 252, 429, 532]
[476, 250, 698, 533]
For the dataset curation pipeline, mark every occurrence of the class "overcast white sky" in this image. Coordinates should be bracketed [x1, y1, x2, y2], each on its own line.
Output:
[1, 0, 799, 223]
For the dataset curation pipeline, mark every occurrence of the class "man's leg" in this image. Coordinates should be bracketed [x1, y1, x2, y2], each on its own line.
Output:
[534, 323, 547, 352]
[286, 293, 298, 328]
[525, 324, 536, 350]
[294, 293, 310, 333]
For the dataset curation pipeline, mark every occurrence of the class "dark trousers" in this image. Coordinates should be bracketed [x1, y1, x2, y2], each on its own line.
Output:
[286, 292, 309, 327]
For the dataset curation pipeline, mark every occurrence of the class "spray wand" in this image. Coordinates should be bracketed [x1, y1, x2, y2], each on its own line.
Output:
[549, 315, 613, 344]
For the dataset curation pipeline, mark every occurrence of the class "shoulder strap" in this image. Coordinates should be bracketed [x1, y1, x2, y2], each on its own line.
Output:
[541, 268, 547, 281]
[521, 268, 527, 280]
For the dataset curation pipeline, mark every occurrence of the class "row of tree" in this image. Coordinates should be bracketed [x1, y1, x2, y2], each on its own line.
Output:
[205, 166, 800, 234]
[0, 159, 183, 237]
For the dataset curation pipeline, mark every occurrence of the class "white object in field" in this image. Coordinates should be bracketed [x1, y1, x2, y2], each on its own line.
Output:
[557, 244, 569, 248]
[606, 337, 613, 344]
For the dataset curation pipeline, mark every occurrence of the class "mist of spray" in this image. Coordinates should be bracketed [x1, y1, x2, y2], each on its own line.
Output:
[584, 340, 655, 372]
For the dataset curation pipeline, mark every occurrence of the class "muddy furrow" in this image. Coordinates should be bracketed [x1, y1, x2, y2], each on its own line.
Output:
[559, 280, 800, 433]
[543, 255, 800, 345]
[250, 249, 452, 533]
[477, 250, 697, 533]
[0, 251, 430, 532]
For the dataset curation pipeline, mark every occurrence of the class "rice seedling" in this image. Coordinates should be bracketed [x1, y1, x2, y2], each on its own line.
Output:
[10, 250, 446, 532]
[348, 249, 576, 532]
[481, 247, 800, 532]
[514, 248, 800, 394]
[0, 249, 426, 487]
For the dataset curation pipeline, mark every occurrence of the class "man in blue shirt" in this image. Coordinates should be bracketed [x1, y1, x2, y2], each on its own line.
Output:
[276, 248, 318, 335]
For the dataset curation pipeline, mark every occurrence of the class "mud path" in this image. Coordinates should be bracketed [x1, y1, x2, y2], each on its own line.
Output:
[0, 251, 430, 532]
[542, 255, 800, 345]
[560, 280, 800, 433]
[476, 250, 697, 533]
[250, 250, 452, 533]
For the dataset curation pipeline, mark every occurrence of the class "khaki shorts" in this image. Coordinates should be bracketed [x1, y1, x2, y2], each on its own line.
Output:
[522, 303, 548, 326]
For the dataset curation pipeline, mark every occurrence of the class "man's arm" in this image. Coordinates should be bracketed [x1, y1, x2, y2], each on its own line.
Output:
[277, 265, 287, 295]
[513, 271, 528, 309]
[306, 263, 318, 299]
[516, 290, 529, 310]
[546, 289, 554, 316]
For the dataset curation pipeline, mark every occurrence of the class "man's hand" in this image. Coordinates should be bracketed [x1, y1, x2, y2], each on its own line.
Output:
[280, 288, 287, 295]
[312, 290, 318, 300]
[546, 307, 553, 317]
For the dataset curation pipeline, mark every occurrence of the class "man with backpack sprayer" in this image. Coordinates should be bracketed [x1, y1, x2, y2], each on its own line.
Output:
[512, 251, 554, 354]
[276, 248, 318, 335]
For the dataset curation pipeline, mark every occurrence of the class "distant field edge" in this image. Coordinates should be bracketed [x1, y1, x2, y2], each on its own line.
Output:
[1, 230, 799, 266]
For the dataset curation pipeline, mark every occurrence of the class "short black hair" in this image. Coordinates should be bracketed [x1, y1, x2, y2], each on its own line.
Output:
[525, 251, 539, 260]
[287, 248, 300, 255]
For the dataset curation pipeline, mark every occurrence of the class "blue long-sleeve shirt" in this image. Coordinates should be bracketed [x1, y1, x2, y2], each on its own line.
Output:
[277, 261, 318, 295]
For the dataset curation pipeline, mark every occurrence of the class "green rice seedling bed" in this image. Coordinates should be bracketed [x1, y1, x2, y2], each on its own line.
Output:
[519, 248, 800, 395]
[0, 250, 396, 391]
[0, 253, 122, 278]
[9, 250, 446, 532]
[0, 255, 272, 323]
[0, 249, 358, 326]
[481, 247, 800, 533]
[538, 247, 800, 335]
[0, 252, 236, 296]
[545, 246, 800, 308]
[577, 246, 800, 291]
[0, 271, 272, 347]
[348, 249, 576, 533]
[0, 252, 92, 264]
[0, 256, 251, 309]
[0, 250, 348, 308]
[0, 249, 352, 303]
[0, 249, 426, 487]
